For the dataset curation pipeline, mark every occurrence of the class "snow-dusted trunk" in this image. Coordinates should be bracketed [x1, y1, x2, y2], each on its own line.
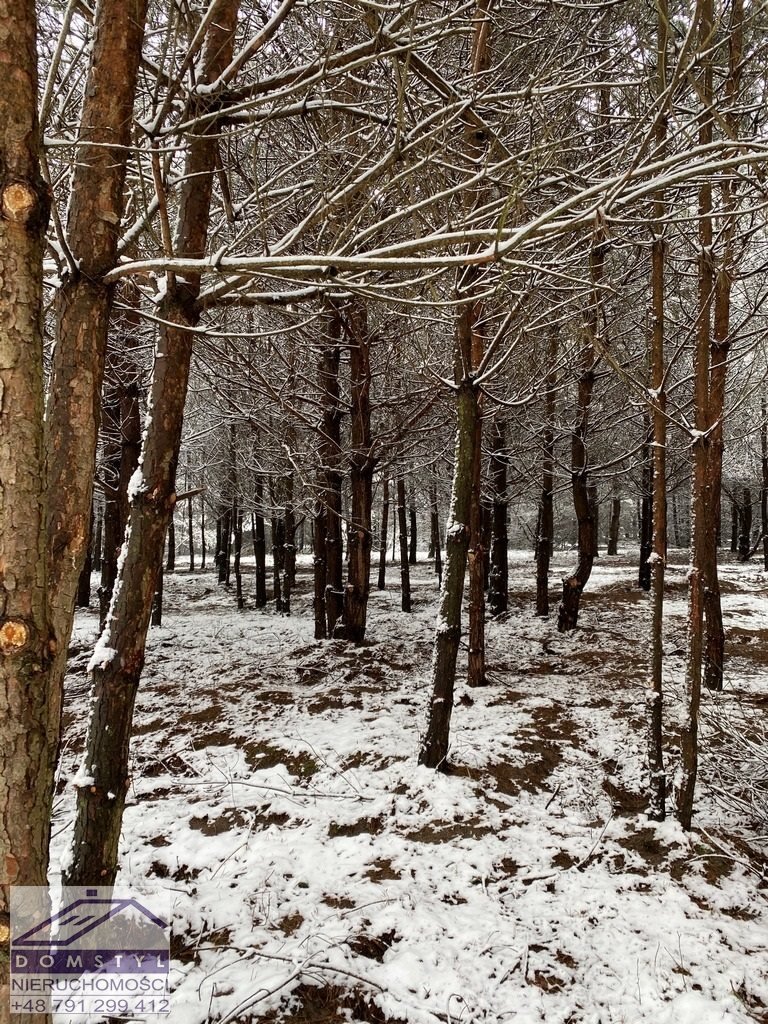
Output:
[418, 370, 478, 768]
[647, 2, 668, 821]
[377, 479, 389, 590]
[45, 0, 148, 772]
[344, 300, 374, 642]
[313, 501, 328, 639]
[64, 0, 240, 886]
[536, 332, 557, 616]
[488, 419, 508, 616]
[678, 0, 714, 831]
[318, 301, 344, 635]
[397, 478, 412, 613]
[467, 412, 486, 687]
[762, 398, 768, 570]
[253, 478, 267, 607]
[639, 415, 653, 591]
[234, 507, 244, 611]
[557, 227, 605, 632]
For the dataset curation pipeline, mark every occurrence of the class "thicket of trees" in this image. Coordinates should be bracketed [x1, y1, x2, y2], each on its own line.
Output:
[2, 0, 768, 959]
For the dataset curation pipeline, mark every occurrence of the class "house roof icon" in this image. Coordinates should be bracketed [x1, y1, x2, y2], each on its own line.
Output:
[14, 889, 168, 948]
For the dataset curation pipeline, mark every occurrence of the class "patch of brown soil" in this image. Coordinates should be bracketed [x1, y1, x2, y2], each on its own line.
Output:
[261, 982, 406, 1024]
[243, 740, 319, 779]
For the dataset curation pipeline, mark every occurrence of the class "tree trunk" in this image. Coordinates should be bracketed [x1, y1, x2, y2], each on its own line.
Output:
[76, 506, 95, 608]
[0, 0, 54, 920]
[418, 376, 478, 768]
[283, 477, 295, 615]
[397, 478, 412, 613]
[762, 398, 768, 570]
[253, 478, 267, 607]
[639, 416, 653, 591]
[607, 494, 621, 556]
[234, 507, 244, 610]
[737, 488, 752, 561]
[730, 495, 739, 553]
[93, 512, 103, 573]
[557, 227, 605, 632]
[98, 400, 123, 627]
[377, 478, 389, 590]
[200, 496, 207, 570]
[678, 0, 714, 829]
[313, 501, 328, 639]
[467, 413, 486, 687]
[408, 483, 418, 564]
[536, 332, 557, 617]
[65, 0, 240, 886]
[187, 495, 195, 571]
[151, 560, 164, 628]
[343, 300, 374, 643]
[647, 4, 668, 822]
[488, 419, 508, 616]
[272, 515, 285, 612]
[166, 514, 176, 572]
[319, 301, 344, 635]
[44, 0, 149, 791]
[430, 479, 443, 588]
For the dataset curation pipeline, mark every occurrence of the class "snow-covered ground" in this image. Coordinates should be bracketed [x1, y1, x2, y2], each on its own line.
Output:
[52, 550, 768, 1024]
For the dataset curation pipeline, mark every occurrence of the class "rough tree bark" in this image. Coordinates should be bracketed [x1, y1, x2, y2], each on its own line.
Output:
[0, 0, 54, 935]
[65, 0, 240, 885]
[46, 0, 148, 727]
[639, 415, 653, 591]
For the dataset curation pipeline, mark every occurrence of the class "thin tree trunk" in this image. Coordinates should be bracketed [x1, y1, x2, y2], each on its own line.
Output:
[253, 478, 267, 607]
[313, 501, 328, 639]
[65, 0, 240, 886]
[234, 507, 244, 610]
[430, 479, 443, 588]
[200, 496, 207, 570]
[397, 478, 412, 613]
[762, 398, 768, 570]
[93, 512, 103, 573]
[408, 483, 418, 564]
[98, 401, 122, 627]
[678, 0, 714, 829]
[467, 414, 486, 687]
[377, 478, 389, 590]
[557, 226, 605, 631]
[607, 492, 621, 556]
[272, 515, 285, 612]
[702, 0, 742, 694]
[283, 476, 295, 615]
[166, 514, 176, 572]
[489, 419, 508, 616]
[737, 488, 752, 561]
[319, 301, 344, 635]
[151, 560, 164, 628]
[343, 301, 374, 642]
[76, 506, 95, 608]
[536, 331, 556, 616]
[647, 2, 668, 822]
[639, 415, 653, 591]
[188, 495, 195, 571]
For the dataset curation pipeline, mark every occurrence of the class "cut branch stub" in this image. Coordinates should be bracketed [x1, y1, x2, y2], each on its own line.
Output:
[0, 618, 31, 655]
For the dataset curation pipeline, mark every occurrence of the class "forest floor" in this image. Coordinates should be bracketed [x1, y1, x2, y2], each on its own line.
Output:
[52, 549, 768, 1024]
